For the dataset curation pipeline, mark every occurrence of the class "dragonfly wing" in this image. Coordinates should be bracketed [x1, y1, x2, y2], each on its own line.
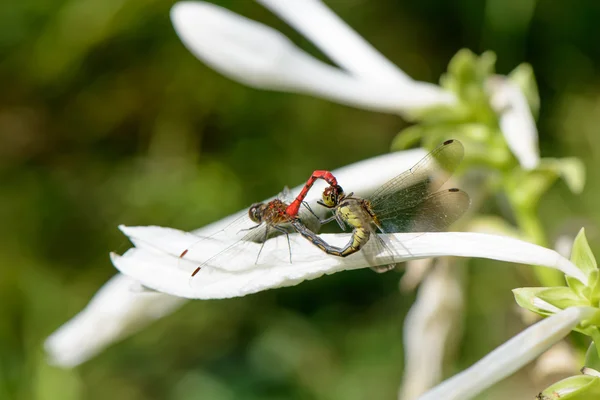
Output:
[374, 188, 470, 233]
[342, 211, 396, 273]
[278, 186, 293, 202]
[178, 213, 259, 261]
[297, 207, 321, 234]
[369, 139, 464, 211]
[190, 223, 279, 275]
[353, 225, 401, 273]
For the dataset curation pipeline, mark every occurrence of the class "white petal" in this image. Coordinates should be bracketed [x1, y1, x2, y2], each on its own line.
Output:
[488, 75, 540, 170]
[46, 148, 426, 366]
[400, 258, 434, 292]
[170, 2, 455, 113]
[113, 229, 586, 299]
[417, 307, 595, 400]
[555, 234, 574, 258]
[400, 259, 464, 400]
[257, 0, 411, 84]
[44, 275, 185, 368]
[257, 0, 456, 109]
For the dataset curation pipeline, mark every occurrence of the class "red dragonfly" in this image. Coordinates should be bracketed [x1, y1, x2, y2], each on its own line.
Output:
[181, 170, 339, 277]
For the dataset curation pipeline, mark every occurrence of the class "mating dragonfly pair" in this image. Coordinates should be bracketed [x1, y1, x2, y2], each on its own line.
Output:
[183, 139, 470, 276]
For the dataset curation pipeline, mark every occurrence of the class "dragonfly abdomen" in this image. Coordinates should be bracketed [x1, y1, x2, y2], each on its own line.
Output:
[292, 220, 370, 257]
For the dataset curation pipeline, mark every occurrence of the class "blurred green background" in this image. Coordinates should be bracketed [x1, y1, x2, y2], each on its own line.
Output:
[2, 0, 600, 399]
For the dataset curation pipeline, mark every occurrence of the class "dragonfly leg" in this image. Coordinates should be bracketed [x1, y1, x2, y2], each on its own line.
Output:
[302, 201, 340, 227]
[301, 201, 319, 219]
[254, 225, 270, 264]
[334, 214, 346, 231]
[239, 223, 262, 233]
[273, 225, 292, 263]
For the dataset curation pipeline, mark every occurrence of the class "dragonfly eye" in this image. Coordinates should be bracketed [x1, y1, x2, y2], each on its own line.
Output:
[322, 185, 344, 207]
[248, 203, 264, 223]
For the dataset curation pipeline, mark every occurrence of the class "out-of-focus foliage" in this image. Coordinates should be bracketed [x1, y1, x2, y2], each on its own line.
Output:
[2, 0, 600, 399]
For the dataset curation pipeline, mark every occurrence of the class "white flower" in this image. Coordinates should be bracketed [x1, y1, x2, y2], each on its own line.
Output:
[417, 307, 595, 400]
[170, 1, 456, 115]
[488, 75, 540, 170]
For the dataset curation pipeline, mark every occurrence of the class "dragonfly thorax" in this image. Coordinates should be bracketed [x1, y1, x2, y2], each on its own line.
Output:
[334, 198, 370, 229]
[249, 199, 292, 226]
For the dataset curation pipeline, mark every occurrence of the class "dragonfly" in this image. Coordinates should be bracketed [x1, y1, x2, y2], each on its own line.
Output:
[293, 139, 470, 272]
[183, 170, 340, 277]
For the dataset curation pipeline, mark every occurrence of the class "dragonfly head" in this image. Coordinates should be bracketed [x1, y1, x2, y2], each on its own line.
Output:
[319, 184, 345, 208]
[248, 202, 265, 223]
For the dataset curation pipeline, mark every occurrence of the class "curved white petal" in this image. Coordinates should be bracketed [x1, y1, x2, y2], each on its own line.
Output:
[170, 2, 455, 113]
[488, 75, 540, 170]
[44, 275, 185, 368]
[257, 0, 411, 84]
[46, 148, 426, 366]
[400, 259, 464, 400]
[417, 307, 595, 400]
[113, 227, 585, 299]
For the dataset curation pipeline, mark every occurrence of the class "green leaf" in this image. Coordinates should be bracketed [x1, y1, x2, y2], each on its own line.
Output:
[536, 287, 589, 309]
[440, 49, 497, 110]
[513, 287, 587, 318]
[539, 157, 586, 194]
[403, 103, 472, 124]
[571, 228, 598, 278]
[392, 123, 511, 171]
[514, 287, 563, 316]
[513, 287, 550, 315]
[589, 271, 600, 306]
[538, 375, 600, 399]
[411, 49, 501, 124]
[441, 49, 478, 94]
[585, 341, 600, 371]
[441, 49, 496, 93]
[568, 275, 591, 299]
[575, 320, 600, 342]
[508, 63, 540, 119]
[505, 167, 558, 210]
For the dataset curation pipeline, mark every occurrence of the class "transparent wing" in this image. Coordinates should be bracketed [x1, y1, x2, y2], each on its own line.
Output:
[374, 188, 470, 233]
[363, 232, 401, 273]
[190, 223, 275, 275]
[296, 207, 320, 234]
[365, 189, 469, 272]
[370, 139, 464, 211]
[344, 208, 400, 274]
[179, 213, 261, 260]
[184, 213, 320, 278]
